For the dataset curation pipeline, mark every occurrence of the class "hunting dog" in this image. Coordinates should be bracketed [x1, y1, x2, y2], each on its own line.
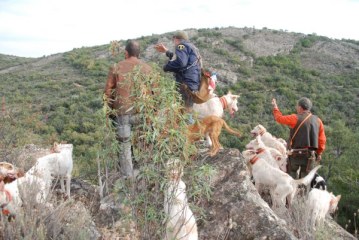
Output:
[242, 149, 321, 208]
[187, 115, 241, 156]
[250, 124, 287, 156]
[310, 173, 327, 191]
[245, 136, 287, 172]
[0, 168, 53, 217]
[27, 142, 73, 197]
[193, 91, 240, 119]
[0, 143, 73, 216]
[164, 159, 198, 240]
[307, 188, 341, 229]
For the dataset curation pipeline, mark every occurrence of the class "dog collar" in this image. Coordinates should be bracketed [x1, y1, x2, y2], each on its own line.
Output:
[256, 148, 265, 154]
[219, 96, 228, 110]
[249, 156, 259, 165]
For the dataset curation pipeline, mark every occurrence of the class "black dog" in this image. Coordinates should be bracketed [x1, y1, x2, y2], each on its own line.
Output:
[310, 173, 327, 190]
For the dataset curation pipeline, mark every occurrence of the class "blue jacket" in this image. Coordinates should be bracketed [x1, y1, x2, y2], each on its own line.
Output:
[164, 40, 201, 92]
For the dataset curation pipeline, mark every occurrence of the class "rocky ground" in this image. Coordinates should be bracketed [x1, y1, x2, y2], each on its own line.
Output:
[2, 145, 356, 240]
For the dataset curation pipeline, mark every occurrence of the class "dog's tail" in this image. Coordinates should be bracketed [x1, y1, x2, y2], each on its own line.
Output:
[222, 119, 241, 137]
[287, 165, 322, 206]
[294, 165, 322, 186]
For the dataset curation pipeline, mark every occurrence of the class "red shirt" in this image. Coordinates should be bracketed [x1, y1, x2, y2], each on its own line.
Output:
[273, 107, 326, 154]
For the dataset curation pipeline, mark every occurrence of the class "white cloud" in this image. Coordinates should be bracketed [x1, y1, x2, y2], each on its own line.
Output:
[0, 0, 358, 57]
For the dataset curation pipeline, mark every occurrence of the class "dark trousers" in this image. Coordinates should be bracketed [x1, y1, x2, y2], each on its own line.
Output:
[288, 150, 317, 179]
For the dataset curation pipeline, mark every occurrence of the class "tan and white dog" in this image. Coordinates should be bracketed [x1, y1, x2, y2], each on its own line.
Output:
[307, 188, 341, 229]
[250, 124, 287, 156]
[164, 159, 198, 240]
[27, 143, 73, 197]
[245, 136, 287, 172]
[0, 167, 53, 216]
[187, 115, 241, 156]
[193, 91, 240, 119]
[242, 149, 321, 208]
[0, 143, 73, 216]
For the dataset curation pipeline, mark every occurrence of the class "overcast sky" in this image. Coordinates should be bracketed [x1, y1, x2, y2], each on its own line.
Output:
[0, 0, 358, 58]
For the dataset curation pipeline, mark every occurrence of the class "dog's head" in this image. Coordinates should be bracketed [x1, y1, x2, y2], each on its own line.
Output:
[245, 136, 266, 150]
[52, 142, 73, 153]
[250, 124, 266, 137]
[310, 173, 327, 191]
[166, 158, 183, 180]
[329, 193, 341, 214]
[242, 149, 257, 163]
[224, 91, 240, 115]
[0, 163, 24, 184]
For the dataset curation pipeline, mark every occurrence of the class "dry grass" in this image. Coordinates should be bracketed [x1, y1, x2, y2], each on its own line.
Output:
[0, 180, 97, 240]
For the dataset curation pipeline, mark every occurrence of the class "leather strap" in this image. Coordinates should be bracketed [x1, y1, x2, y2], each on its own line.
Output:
[290, 113, 312, 148]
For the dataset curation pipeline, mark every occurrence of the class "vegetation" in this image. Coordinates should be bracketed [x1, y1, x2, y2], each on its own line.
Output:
[0, 27, 358, 236]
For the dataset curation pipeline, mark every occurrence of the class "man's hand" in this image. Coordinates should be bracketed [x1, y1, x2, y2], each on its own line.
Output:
[271, 98, 278, 108]
[316, 154, 322, 162]
[154, 43, 168, 53]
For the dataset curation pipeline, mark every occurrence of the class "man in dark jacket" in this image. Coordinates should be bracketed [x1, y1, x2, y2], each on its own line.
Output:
[272, 97, 326, 179]
[155, 31, 201, 122]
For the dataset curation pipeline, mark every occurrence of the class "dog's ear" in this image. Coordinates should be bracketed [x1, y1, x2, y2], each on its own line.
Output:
[231, 94, 240, 99]
[16, 168, 25, 178]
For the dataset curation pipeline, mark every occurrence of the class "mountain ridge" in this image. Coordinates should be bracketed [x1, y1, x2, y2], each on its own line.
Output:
[0, 26, 358, 237]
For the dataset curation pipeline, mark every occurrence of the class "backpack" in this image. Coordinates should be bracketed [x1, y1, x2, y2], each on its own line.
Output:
[182, 70, 212, 104]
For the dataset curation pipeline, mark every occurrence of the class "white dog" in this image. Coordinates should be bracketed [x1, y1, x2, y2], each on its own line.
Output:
[193, 91, 239, 119]
[242, 149, 321, 208]
[0, 168, 53, 216]
[164, 159, 198, 240]
[27, 143, 73, 197]
[250, 124, 287, 156]
[246, 136, 287, 171]
[307, 188, 341, 229]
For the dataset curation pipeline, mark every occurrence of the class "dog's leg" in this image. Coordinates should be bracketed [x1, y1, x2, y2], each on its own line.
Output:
[60, 177, 65, 193]
[66, 174, 71, 198]
[205, 133, 212, 147]
[209, 133, 219, 156]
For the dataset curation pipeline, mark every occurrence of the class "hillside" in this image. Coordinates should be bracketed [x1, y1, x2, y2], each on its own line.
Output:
[0, 27, 358, 238]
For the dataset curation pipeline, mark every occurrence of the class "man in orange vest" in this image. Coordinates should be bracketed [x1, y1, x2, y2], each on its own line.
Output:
[272, 97, 326, 179]
[104, 40, 152, 178]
